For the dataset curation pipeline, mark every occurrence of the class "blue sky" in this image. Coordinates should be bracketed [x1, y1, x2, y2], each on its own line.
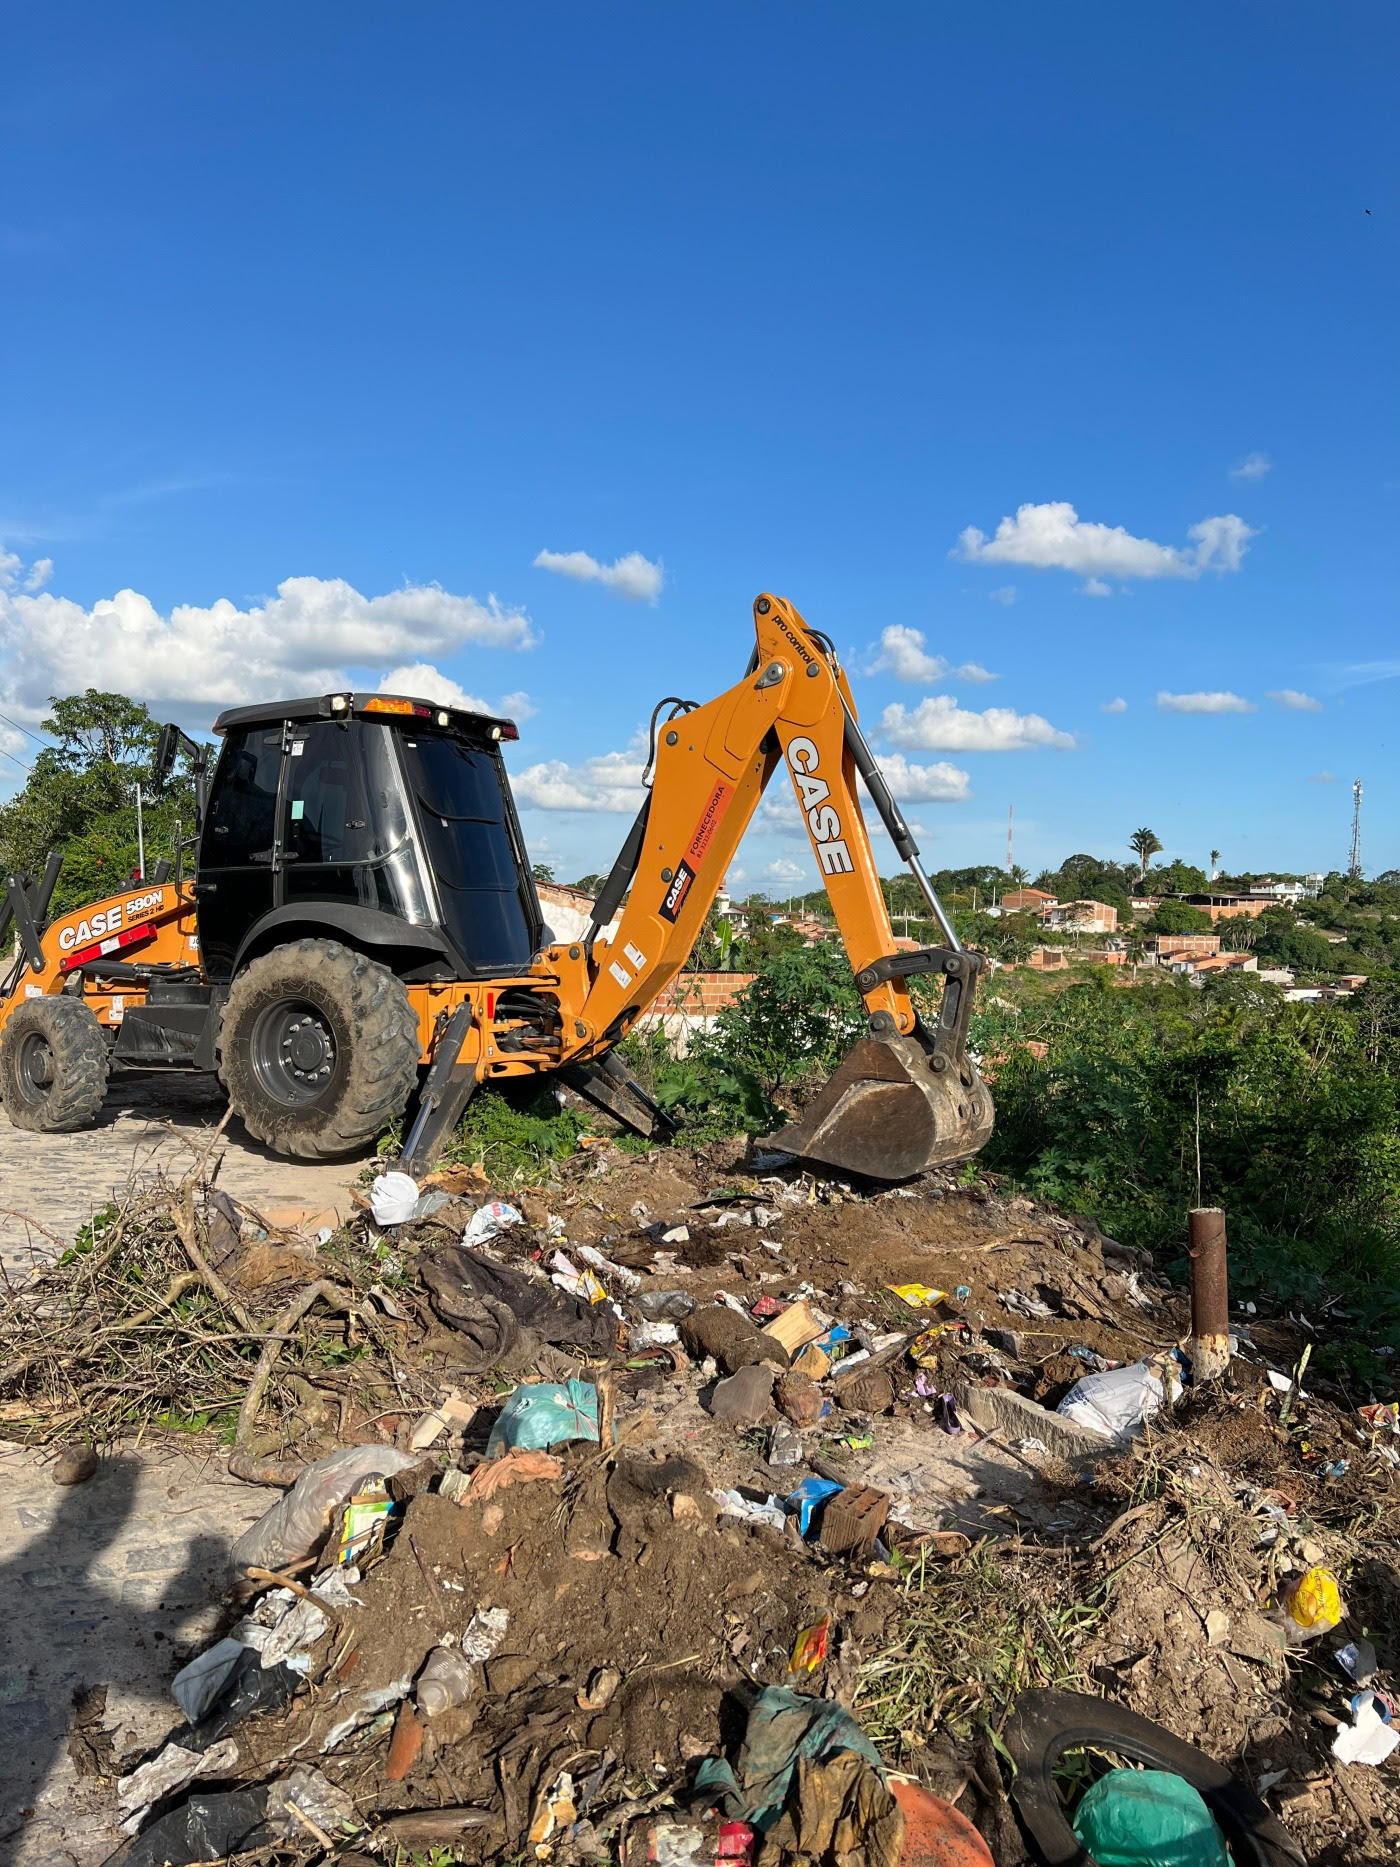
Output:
[1, 5, 1396, 891]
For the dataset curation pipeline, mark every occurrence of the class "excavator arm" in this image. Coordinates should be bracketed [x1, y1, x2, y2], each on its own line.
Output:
[565, 593, 993, 1180]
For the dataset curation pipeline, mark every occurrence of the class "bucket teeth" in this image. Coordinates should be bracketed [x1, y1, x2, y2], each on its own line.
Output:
[761, 1034, 993, 1182]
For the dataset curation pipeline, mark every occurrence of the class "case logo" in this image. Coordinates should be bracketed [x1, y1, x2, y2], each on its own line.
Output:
[659, 861, 697, 922]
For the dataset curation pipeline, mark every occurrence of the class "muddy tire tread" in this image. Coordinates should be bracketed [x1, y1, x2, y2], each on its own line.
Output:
[219, 939, 420, 1160]
[0, 995, 111, 1133]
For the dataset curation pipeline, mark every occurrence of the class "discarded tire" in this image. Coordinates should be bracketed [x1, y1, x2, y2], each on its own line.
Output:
[1003, 1690, 1304, 1867]
[0, 994, 110, 1132]
[219, 939, 420, 1159]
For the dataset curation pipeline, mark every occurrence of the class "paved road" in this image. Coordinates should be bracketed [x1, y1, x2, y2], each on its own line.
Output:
[1, 1070, 367, 1279]
[0, 1075, 364, 1864]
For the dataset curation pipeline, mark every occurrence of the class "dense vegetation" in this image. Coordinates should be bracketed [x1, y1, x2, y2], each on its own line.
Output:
[624, 950, 1400, 1376]
[0, 690, 200, 913]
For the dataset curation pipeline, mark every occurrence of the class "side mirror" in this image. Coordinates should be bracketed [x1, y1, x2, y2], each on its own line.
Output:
[151, 723, 181, 795]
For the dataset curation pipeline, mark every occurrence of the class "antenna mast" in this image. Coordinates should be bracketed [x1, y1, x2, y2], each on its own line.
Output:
[1348, 778, 1363, 880]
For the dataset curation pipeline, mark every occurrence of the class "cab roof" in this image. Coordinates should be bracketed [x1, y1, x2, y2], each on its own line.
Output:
[212, 691, 519, 740]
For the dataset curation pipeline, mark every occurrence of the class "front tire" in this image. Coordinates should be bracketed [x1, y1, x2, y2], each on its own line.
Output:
[219, 939, 420, 1160]
[0, 996, 111, 1133]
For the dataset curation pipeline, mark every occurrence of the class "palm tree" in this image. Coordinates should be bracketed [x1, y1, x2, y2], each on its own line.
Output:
[1130, 828, 1163, 887]
[1209, 848, 1221, 883]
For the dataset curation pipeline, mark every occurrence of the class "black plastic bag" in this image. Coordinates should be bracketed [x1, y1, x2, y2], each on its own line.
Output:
[101, 1788, 270, 1866]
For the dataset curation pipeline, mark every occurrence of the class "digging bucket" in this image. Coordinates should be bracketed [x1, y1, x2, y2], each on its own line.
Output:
[762, 1027, 994, 1181]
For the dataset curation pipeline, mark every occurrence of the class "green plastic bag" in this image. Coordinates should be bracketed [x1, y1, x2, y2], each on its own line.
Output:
[485, 1379, 599, 1455]
[1072, 1769, 1229, 1867]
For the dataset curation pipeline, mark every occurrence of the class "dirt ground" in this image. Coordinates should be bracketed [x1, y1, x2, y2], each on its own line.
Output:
[2, 1135, 1398, 1864]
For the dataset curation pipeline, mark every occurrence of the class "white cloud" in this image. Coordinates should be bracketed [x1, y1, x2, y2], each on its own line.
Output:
[1156, 690, 1257, 715]
[765, 857, 807, 887]
[956, 501, 1256, 581]
[882, 695, 1075, 752]
[376, 666, 537, 723]
[0, 549, 536, 717]
[868, 623, 998, 684]
[989, 586, 1017, 606]
[870, 752, 971, 802]
[1230, 451, 1272, 482]
[1100, 697, 1128, 714]
[533, 548, 663, 602]
[510, 734, 648, 813]
[1268, 688, 1323, 712]
[1081, 577, 1113, 597]
[379, 663, 492, 711]
[1308, 771, 1336, 783]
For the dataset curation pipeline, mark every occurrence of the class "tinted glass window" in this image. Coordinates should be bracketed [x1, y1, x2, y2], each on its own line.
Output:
[399, 732, 534, 971]
[282, 721, 411, 864]
[202, 730, 282, 867]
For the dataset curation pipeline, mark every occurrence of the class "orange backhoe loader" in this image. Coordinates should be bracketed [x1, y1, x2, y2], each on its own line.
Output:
[0, 595, 993, 1180]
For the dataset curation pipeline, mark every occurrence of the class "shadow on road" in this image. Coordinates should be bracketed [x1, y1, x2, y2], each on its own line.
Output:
[0, 1456, 229, 1866]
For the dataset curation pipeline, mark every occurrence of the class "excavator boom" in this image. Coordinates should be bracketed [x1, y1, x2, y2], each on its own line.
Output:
[568, 593, 993, 1179]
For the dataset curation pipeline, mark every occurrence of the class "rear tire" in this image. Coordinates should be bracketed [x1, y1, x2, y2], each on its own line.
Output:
[219, 939, 420, 1160]
[0, 996, 110, 1133]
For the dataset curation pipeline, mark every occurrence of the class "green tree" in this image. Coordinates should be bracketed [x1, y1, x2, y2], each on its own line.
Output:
[1147, 899, 1214, 935]
[1145, 859, 1210, 896]
[530, 862, 556, 883]
[1129, 827, 1163, 884]
[0, 690, 200, 915]
[704, 944, 864, 1112]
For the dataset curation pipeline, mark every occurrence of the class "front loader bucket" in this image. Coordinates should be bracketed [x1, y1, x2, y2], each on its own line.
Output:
[761, 1032, 994, 1182]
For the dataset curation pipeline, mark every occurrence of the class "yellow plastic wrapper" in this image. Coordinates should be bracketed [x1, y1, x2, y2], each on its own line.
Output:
[1286, 1565, 1343, 1633]
[888, 1283, 946, 1310]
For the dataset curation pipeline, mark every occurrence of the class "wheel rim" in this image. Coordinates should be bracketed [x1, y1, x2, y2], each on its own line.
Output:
[17, 1032, 56, 1102]
[249, 999, 339, 1107]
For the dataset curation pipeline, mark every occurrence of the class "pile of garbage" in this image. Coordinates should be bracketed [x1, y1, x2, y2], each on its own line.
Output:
[8, 1138, 1400, 1863]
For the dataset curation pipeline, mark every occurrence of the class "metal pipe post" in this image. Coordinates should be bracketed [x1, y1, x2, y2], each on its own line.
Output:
[1188, 1206, 1230, 1381]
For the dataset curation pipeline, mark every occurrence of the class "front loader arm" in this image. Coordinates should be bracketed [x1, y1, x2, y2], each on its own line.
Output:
[574, 594, 952, 1052]
[565, 592, 993, 1178]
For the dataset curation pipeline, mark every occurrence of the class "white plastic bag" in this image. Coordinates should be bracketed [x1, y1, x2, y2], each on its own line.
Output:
[370, 1171, 420, 1226]
[229, 1444, 418, 1575]
[1057, 1360, 1164, 1440]
[463, 1200, 523, 1244]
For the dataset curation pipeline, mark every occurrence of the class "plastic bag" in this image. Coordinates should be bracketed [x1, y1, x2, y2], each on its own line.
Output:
[116, 1738, 238, 1827]
[486, 1379, 599, 1454]
[370, 1171, 420, 1226]
[463, 1200, 524, 1244]
[170, 1638, 248, 1724]
[174, 1651, 301, 1751]
[1072, 1768, 1228, 1867]
[265, 1765, 360, 1840]
[1284, 1565, 1343, 1637]
[1057, 1361, 1165, 1440]
[102, 1788, 270, 1867]
[229, 1443, 418, 1574]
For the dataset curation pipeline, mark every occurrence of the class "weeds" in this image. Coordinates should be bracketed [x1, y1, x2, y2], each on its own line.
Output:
[857, 1543, 1103, 1754]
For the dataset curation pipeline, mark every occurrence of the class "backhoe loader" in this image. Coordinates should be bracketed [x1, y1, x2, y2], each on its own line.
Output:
[0, 594, 993, 1181]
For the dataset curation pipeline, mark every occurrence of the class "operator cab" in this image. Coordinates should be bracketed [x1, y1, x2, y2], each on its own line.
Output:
[199, 693, 542, 981]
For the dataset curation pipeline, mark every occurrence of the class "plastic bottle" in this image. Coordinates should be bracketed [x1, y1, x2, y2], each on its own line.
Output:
[415, 1648, 480, 1718]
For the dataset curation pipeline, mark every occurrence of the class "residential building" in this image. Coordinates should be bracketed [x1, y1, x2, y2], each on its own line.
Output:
[1337, 974, 1369, 991]
[1148, 933, 1221, 960]
[1001, 886, 1057, 911]
[1039, 898, 1119, 934]
[1177, 893, 1269, 924]
[1244, 878, 1307, 904]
